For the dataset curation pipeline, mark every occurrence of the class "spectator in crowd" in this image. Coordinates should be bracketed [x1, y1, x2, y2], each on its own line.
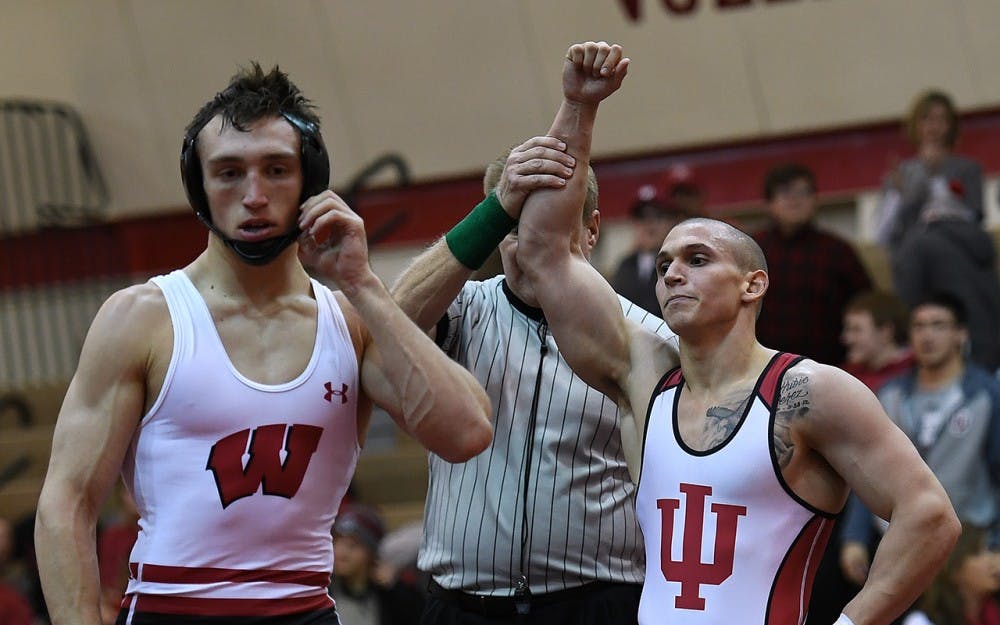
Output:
[329, 505, 423, 625]
[875, 89, 983, 251]
[875, 89, 1000, 372]
[9, 516, 44, 624]
[901, 523, 1000, 625]
[662, 164, 704, 216]
[841, 290, 915, 392]
[610, 185, 688, 315]
[0, 517, 35, 625]
[373, 520, 426, 598]
[841, 293, 1000, 589]
[752, 163, 873, 366]
[0, 582, 34, 625]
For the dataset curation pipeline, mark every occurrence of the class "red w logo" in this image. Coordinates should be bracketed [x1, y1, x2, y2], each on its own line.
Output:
[206, 424, 323, 508]
[658, 483, 747, 610]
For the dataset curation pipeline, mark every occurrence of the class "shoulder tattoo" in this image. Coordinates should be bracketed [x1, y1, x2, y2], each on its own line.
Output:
[774, 374, 811, 468]
[703, 390, 753, 448]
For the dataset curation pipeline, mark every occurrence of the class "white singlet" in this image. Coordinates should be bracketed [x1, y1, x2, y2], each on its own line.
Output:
[635, 352, 835, 625]
[119, 270, 360, 618]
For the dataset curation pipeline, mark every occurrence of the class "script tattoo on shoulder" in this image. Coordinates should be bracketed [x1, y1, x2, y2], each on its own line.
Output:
[774, 374, 811, 468]
[703, 390, 753, 448]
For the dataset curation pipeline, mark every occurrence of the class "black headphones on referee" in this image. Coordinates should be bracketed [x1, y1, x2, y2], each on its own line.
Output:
[179, 111, 331, 265]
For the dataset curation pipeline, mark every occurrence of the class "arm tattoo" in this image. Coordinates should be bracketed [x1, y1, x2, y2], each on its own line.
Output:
[703, 390, 753, 448]
[774, 374, 811, 468]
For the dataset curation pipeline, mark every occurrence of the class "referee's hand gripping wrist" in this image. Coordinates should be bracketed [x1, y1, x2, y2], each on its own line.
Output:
[494, 135, 575, 220]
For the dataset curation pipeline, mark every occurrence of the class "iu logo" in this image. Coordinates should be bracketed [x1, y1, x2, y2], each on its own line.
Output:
[324, 381, 349, 404]
[206, 424, 323, 508]
[657, 483, 747, 610]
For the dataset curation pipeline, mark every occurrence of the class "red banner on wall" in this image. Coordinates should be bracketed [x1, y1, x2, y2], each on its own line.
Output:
[618, 0, 804, 21]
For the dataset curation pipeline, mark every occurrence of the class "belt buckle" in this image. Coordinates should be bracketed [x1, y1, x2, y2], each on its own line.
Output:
[514, 575, 532, 616]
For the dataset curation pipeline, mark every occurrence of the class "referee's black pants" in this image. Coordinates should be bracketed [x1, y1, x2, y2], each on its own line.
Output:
[419, 582, 641, 625]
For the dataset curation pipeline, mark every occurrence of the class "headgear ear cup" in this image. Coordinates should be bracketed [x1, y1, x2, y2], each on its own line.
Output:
[180, 131, 210, 225]
[279, 112, 330, 201]
[179, 111, 330, 226]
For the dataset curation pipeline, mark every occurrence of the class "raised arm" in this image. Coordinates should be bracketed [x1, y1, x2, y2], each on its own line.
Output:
[391, 136, 574, 332]
[300, 191, 492, 462]
[35, 286, 161, 625]
[516, 42, 635, 400]
[803, 364, 959, 625]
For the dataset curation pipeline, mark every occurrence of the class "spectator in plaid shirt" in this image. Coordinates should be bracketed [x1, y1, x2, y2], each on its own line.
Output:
[752, 163, 872, 367]
[751, 162, 874, 625]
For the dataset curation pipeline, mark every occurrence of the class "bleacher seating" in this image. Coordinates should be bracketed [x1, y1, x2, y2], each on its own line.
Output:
[0, 383, 65, 522]
[352, 433, 429, 530]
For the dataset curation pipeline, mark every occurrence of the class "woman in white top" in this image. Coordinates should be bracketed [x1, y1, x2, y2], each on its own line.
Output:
[875, 89, 984, 249]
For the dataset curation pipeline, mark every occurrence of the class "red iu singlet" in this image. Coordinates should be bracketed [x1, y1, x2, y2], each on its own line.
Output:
[635, 352, 835, 625]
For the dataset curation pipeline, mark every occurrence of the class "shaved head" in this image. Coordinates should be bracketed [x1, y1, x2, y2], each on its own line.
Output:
[675, 218, 768, 274]
[660, 218, 770, 318]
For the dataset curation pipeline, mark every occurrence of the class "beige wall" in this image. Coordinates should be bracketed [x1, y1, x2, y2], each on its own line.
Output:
[2, 0, 998, 219]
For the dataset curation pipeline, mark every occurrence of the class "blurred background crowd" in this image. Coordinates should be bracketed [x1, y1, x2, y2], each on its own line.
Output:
[5, 2, 1000, 624]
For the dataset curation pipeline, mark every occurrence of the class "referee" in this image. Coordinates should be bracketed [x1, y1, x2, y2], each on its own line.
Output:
[392, 70, 675, 625]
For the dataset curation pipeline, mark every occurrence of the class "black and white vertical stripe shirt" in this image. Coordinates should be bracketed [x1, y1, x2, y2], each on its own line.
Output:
[418, 276, 676, 595]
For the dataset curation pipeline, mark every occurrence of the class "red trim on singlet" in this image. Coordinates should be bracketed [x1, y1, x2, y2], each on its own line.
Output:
[131, 563, 331, 587]
[765, 515, 835, 625]
[758, 353, 804, 411]
[121, 592, 334, 616]
[660, 367, 683, 391]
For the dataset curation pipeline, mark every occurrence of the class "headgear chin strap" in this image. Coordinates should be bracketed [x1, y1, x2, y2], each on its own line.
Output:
[194, 213, 303, 266]
[180, 111, 330, 266]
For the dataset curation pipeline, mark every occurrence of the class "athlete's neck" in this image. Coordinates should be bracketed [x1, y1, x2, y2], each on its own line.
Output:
[188, 237, 312, 305]
[679, 333, 771, 395]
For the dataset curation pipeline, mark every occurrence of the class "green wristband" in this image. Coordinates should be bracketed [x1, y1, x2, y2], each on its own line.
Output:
[445, 192, 517, 270]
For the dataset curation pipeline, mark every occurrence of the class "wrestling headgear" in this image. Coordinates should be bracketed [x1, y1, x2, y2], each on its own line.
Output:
[180, 111, 330, 265]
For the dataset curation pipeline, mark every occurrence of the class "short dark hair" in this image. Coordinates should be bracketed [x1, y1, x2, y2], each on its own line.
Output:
[630, 198, 687, 221]
[668, 181, 701, 200]
[912, 292, 968, 327]
[763, 163, 816, 201]
[180, 62, 329, 231]
[186, 62, 320, 138]
[845, 290, 910, 345]
[680, 217, 768, 274]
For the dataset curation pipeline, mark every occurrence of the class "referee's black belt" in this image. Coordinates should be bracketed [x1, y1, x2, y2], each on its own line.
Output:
[427, 578, 634, 617]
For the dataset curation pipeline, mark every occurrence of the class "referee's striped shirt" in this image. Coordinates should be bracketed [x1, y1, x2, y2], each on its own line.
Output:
[418, 275, 676, 596]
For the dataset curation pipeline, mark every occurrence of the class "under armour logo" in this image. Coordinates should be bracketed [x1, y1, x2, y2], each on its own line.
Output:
[658, 483, 747, 610]
[324, 381, 349, 404]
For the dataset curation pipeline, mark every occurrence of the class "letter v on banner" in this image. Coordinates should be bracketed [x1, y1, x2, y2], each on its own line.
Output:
[206, 423, 324, 508]
[657, 483, 747, 610]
